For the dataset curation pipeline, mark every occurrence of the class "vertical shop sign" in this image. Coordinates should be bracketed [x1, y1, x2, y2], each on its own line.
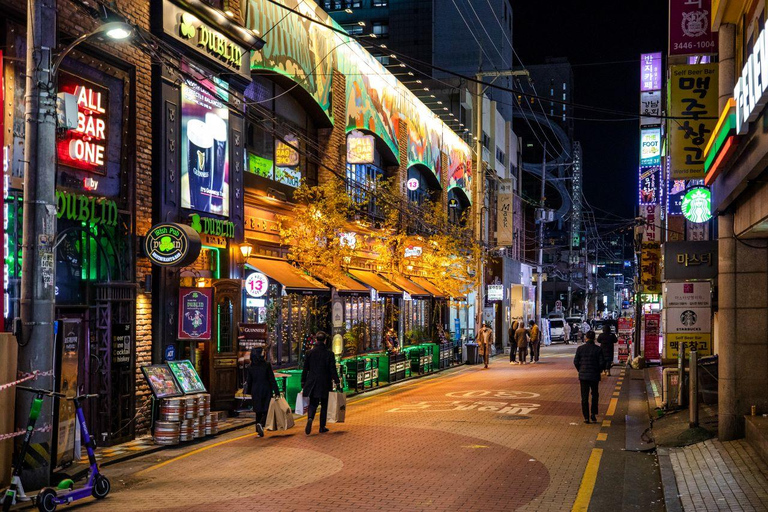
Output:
[178, 287, 212, 340]
[641, 204, 661, 243]
[181, 61, 230, 216]
[57, 319, 81, 466]
[644, 313, 661, 360]
[640, 242, 662, 293]
[640, 52, 663, 91]
[617, 318, 633, 363]
[112, 324, 131, 365]
[669, 0, 717, 56]
[640, 128, 662, 166]
[497, 179, 513, 246]
[639, 166, 662, 204]
[669, 64, 719, 179]
[640, 90, 662, 126]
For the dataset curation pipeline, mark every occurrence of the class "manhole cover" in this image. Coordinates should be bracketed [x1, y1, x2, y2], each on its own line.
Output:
[496, 415, 530, 420]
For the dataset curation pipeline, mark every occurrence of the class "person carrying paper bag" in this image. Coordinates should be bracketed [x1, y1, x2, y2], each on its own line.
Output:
[301, 331, 341, 435]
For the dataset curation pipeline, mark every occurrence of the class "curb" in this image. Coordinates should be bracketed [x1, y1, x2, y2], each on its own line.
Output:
[657, 447, 684, 512]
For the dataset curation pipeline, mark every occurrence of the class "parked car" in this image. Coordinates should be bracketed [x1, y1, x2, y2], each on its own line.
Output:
[592, 319, 616, 334]
[549, 318, 566, 343]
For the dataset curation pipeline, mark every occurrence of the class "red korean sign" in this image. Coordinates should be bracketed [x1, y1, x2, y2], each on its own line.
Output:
[57, 73, 109, 174]
[644, 313, 661, 360]
[669, 0, 718, 56]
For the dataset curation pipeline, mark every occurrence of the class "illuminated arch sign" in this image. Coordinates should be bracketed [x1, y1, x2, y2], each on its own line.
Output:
[681, 186, 712, 223]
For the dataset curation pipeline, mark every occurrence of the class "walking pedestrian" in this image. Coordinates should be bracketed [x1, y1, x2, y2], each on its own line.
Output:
[573, 330, 605, 424]
[476, 323, 494, 369]
[528, 320, 541, 363]
[514, 322, 529, 364]
[509, 319, 519, 364]
[597, 325, 618, 376]
[244, 347, 280, 437]
[579, 319, 590, 343]
[563, 321, 572, 345]
[301, 331, 341, 435]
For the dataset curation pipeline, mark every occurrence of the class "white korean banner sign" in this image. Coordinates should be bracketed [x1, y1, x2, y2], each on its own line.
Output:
[665, 307, 712, 333]
[641, 204, 661, 243]
[497, 179, 513, 246]
[640, 90, 662, 127]
[664, 281, 711, 308]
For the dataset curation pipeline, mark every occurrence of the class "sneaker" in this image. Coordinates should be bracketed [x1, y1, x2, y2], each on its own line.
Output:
[319, 427, 330, 434]
[305, 418, 313, 436]
[584, 419, 590, 424]
[591, 415, 597, 422]
[256, 423, 264, 437]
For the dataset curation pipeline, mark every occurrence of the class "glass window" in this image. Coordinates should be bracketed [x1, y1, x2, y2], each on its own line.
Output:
[347, 163, 383, 218]
[373, 0, 388, 5]
[343, 24, 364, 35]
[372, 21, 389, 37]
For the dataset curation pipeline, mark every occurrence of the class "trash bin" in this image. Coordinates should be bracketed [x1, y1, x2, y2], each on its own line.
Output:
[465, 343, 479, 365]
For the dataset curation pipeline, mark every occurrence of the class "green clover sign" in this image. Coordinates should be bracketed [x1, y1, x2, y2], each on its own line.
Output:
[180, 13, 196, 39]
[159, 236, 175, 253]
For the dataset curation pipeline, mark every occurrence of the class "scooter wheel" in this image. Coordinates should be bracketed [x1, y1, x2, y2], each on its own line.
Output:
[36, 488, 57, 512]
[92, 474, 110, 500]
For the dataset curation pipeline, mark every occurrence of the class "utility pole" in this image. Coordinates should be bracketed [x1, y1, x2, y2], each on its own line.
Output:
[474, 75, 484, 336]
[16, 0, 58, 489]
[536, 142, 546, 327]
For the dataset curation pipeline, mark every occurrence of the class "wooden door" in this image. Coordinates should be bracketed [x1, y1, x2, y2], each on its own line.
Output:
[210, 280, 240, 412]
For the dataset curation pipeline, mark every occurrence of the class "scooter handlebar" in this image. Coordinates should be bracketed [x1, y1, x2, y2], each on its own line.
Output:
[17, 386, 65, 398]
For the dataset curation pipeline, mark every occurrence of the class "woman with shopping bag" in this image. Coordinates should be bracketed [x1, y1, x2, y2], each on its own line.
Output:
[301, 331, 341, 435]
[245, 347, 280, 437]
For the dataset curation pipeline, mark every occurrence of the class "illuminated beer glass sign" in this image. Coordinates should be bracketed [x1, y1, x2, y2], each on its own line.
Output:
[57, 73, 109, 174]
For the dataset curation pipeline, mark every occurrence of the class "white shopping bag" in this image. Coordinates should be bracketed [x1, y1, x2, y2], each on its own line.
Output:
[327, 391, 346, 424]
[295, 390, 309, 415]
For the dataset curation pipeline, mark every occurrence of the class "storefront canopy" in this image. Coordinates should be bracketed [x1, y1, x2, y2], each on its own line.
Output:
[248, 257, 329, 292]
[348, 269, 402, 297]
[383, 274, 431, 299]
[325, 272, 370, 294]
[410, 277, 447, 299]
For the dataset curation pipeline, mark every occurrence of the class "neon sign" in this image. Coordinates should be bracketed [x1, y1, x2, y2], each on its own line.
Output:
[57, 74, 109, 174]
[346, 131, 375, 164]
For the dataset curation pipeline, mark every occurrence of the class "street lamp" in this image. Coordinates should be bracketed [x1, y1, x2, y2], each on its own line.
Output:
[239, 242, 254, 262]
[52, 22, 134, 76]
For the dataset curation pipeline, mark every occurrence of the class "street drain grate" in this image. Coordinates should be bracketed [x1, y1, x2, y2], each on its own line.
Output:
[497, 415, 530, 420]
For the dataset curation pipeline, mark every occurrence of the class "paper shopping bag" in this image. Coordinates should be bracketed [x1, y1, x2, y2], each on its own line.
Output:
[295, 390, 309, 415]
[274, 396, 295, 430]
[265, 399, 278, 431]
[327, 391, 346, 423]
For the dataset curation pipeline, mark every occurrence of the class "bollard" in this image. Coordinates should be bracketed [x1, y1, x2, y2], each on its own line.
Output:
[677, 342, 687, 408]
[689, 348, 698, 428]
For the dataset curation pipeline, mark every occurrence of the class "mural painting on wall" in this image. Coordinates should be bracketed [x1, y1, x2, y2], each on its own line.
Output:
[243, 0, 471, 200]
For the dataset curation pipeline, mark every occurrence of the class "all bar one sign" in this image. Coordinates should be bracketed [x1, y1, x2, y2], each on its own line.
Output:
[58, 73, 109, 174]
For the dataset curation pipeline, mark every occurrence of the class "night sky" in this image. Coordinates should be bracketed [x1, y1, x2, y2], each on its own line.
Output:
[513, 1, 668, 221]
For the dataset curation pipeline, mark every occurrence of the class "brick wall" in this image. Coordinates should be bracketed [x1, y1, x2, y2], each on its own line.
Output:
[55, 0, 154, 436]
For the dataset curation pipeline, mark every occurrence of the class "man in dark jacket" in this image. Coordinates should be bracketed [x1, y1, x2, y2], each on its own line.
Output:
[597, 325, 618, 376]
[301, 331, 341, 435]
[245, 347, 280, 437]
[514, 323, 529, 365]
[573, 330, 605, 423]
[508, 319, 519, 363]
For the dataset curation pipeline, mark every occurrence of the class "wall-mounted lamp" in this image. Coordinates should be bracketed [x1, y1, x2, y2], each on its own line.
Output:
[240, 242, 254, 262]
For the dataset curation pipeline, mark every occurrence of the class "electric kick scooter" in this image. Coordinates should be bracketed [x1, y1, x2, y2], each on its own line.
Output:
[1, 387, 110, 512]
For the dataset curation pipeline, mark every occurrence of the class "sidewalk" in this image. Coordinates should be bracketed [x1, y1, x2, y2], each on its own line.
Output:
[665, 439, 768, 511]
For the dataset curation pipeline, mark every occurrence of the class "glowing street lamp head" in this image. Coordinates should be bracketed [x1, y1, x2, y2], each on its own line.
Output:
[101, 22, 133, 40]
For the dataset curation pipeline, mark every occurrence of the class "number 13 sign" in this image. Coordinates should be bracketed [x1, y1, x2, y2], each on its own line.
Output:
[245, 272, 269, 297]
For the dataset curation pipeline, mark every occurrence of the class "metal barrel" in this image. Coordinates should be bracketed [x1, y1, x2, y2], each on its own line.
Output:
[160, 398, 185, 422]
[154, 421, 180, 446]
[185, 396, 197, 419]
[179, 419, 194, 442]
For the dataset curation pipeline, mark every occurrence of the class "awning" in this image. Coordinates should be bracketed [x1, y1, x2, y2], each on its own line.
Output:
[248, 257, 329, 292]
[325, 273, 369, 294]
[411, 277, 447, 299]
[383, 274, 431, 298]
[348, 269, 402, 296]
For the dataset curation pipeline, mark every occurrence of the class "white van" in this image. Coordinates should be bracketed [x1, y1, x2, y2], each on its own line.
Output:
[549, 318, 566, 343]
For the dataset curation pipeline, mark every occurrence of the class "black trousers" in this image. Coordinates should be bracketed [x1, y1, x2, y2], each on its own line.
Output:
[255, 410, 268, 427]
[529, 340, 540, 361]
[308, 393, 329, 429]
[580, 380, 599, 419]
[510, 345, 516, 362]
[517, 346, 528, 363]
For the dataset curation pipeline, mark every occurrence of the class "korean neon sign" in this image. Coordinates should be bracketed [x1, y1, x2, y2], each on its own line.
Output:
[57, 74, 109, 174]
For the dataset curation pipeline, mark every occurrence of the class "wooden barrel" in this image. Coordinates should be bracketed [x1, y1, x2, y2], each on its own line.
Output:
[179, 420, 194, 442]
[160, 398, 185, 422]
[154, 421, 180, 446]
[197, 418, 206, 438]
[184, 396, 197, 419]
[191, 418, 201, 439]
[199, 394, 210, 416]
